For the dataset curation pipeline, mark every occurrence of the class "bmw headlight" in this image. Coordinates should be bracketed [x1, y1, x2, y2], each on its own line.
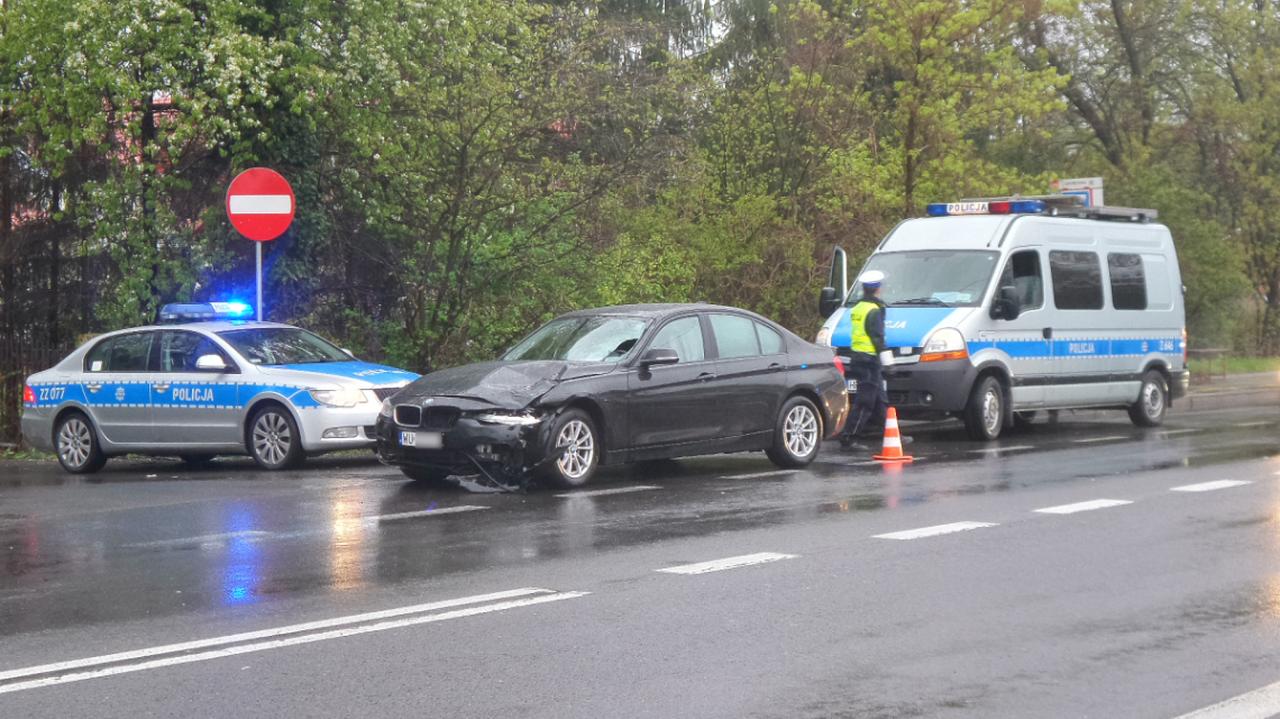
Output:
[473, 410, 543, 426]
[310, 388, 369, 408]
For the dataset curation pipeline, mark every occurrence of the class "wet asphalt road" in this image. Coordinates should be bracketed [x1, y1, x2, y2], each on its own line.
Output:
[2, 404, 1279, 718]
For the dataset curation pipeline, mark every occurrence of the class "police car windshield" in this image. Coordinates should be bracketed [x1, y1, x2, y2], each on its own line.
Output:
[850, 250, 999, 308]
[217, 328, 351, 366]
[503, 316, 649, 363]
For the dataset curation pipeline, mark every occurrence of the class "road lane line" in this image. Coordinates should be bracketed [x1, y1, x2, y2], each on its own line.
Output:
[1159, 428, 1199, 437]
[873, 522, 998, 540]
[554, 485, 661, 498]
[125, 530, 270, 548]
[1233, 421, 1272, 428]
[969, 445, 1033, 454]
[656, 552, 797, 575]
[721, 470, 796, 480]
[0, 588, 552, 684]
[1073, 435, 1128, 444]
[1171, 679, 1280, 719]
[372, 506, 490, 520]
[1170, 480, 1253, 493]
[0, 591, 588, 695]
[1034, 499, 1132, 514]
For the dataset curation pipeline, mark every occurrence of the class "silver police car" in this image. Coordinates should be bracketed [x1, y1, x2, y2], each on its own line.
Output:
[21, 303, 419, 473]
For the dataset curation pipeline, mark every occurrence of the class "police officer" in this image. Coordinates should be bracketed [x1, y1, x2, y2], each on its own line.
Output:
[840, 270, 903, 449]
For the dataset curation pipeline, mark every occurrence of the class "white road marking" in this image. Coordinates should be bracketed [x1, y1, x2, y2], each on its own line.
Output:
[1073, 435, 1128, 444]
[656, 552, 797, 575]
[1170, 480, 1253, 493]
[1233, 421, 1272, 428]
[554, 485, 661, 498]
[372, 506, 489, 520]
[721, 470, 796, 480]
[1034, 498, 1132, 514]
[125, 530, 270, 548]
[873, 521, 998, 540]
[1171, 679, 1280, 719]
[1159, 428, 1199, 437]
[969, 445, 1034, 454]
[0, 589, 585, 694]
[228, 194, 292, 214]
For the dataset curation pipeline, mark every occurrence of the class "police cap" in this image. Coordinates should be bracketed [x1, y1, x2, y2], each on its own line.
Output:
[858, 270, 885, 288]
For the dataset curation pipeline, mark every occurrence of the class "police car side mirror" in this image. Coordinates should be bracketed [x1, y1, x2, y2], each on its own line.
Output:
[991, 286, 1021, 321]
[342, 348, 356, 359]
[194, 354, 228, 372]
[818, 287, 840, 318]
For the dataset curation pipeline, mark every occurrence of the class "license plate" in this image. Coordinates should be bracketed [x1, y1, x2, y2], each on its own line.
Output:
[846, 379, 858, 392]
[399, 431, 442, 449]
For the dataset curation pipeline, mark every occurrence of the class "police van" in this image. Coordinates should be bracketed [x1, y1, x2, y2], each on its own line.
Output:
[21, 302, 419, 473]
[817, 196, 1189, 440]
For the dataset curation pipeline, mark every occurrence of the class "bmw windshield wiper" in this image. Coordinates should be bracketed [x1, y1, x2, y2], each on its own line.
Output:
[891, 297, 950, 307]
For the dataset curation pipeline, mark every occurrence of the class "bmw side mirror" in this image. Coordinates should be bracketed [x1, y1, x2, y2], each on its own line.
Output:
[195, 354, 229, 372]
[818, 287, 840, 318]
[991, 286, 1021, 321]
[639, 348, 680, 368]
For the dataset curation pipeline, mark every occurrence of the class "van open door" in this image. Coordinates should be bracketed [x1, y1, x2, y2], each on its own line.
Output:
[819, 246, 848, 317]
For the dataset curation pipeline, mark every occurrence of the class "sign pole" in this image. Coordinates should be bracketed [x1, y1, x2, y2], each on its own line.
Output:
[256, 242, 263, 321]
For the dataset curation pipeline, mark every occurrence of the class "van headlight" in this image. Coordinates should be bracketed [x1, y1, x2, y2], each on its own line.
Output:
[920, 328, 969, 363]
[310, 388, 369, 408]
[473, 410, 543, 426]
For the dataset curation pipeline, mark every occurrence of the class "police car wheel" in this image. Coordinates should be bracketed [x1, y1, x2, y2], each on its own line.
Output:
[767, 396, 822, 468]
[541, 409, 599, 488]
[963, 376, 1005, 441]
[55, 412, 107, 474]
[248, 406, 304, 470]
[1128, 370, 1168, 427]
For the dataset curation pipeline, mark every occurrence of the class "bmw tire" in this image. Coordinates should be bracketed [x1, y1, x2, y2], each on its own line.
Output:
[248, 405, 305, 470]
[1128, 370, 1168, 427]
[54, 411, 107, 474]
[541, 409, 599, 488]
[963, 375, 1005, 441]
[766, 396, 822, 469]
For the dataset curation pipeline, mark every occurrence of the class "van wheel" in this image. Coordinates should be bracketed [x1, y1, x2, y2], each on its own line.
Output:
[248, 406, 305, 470]
[55, 411, 107, 474]
[963, 376, 1005, 441]
[1128, 370, 1168, 427]
[541, 409, 599, 488]
[767, 396, 822, 468]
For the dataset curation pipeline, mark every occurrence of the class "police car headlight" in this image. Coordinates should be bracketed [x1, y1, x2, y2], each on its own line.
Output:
[379, 398, 393, 418]
[920, 328, 969, 362]
[310, 388, 368, 408]
[473, 411, 543, 426]
[816, 327, 832, 346]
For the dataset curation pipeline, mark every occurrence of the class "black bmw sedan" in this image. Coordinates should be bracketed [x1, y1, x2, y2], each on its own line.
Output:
[375, 304, 848, 488]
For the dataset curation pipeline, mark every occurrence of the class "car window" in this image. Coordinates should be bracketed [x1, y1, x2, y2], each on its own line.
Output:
[1049, 250, 1103, 310]
[648, 316, 705, 362]
[1108, 253, 1147, 310]
[996, 250, 1044, 311]
[85, 332, 153, 373]
[218, 328, 350, 365]
[755, 322, 784, 355]
[709, 314, 760, 359]
[503, 316, 649, 363]
[157, 331, 229, 372]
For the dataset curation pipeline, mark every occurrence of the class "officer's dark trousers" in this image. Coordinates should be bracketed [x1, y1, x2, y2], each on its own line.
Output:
[844, 353, 887, 438]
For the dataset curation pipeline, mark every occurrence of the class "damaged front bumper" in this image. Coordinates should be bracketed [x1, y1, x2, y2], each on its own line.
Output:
[374, 413, 556, 489]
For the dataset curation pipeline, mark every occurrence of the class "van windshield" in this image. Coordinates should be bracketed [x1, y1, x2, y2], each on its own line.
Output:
[849, 250, 1000, 308]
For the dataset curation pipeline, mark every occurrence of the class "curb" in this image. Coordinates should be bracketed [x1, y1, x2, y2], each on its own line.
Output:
[1179, 386, 1280, 412]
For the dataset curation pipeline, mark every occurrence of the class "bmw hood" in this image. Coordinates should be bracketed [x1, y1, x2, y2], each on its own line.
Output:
[824, 306, 966, 349]
[265, 361, 420, 387]
[399, 360, 613, 409]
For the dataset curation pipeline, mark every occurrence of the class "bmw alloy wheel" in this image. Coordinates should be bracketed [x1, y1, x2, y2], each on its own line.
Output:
[783, 404, 819, 459]
[555, 419, 595, 481]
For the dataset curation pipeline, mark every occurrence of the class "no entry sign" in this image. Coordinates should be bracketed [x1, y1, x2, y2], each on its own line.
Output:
[225, 168, 295, 242]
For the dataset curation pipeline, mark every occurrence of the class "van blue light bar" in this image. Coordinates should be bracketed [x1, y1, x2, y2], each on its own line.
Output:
[158, 301, 255, 324]
[926, 199, 1047, 217]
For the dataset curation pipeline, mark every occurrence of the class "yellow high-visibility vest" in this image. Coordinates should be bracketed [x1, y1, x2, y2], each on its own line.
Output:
[849, 300, 879, 355]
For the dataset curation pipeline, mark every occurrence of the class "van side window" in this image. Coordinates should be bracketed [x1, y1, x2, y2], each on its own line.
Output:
[997, 250, 1043, 311]
[1107, 253, 1147, 310]
[1049, 250, 1103, 310]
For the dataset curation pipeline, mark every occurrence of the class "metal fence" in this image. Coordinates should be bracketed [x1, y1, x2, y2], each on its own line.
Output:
[0, 341, 72, 445]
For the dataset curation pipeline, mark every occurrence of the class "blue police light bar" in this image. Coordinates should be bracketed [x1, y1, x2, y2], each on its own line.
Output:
[158, 301, 255, 324]
[926, 199, 1047, 217]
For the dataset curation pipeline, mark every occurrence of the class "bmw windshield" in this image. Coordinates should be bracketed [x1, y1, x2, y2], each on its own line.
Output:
[503, 316, 649, 363]
[850, 250, 1000, 308]
[218, 328, 351, 365]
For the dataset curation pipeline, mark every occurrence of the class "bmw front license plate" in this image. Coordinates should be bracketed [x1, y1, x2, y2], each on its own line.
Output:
[399, 431, 442, 449]
[846, 379, 858, 392]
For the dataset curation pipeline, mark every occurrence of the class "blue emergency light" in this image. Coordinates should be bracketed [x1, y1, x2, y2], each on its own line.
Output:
[925, 199, 1046, 217]
[158, 301, 255, 324]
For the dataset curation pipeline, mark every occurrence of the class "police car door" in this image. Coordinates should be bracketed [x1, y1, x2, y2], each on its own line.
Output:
[151, 330, 242, 446]
[985, 248, 1049, 407]
[81, 331, 155, 444]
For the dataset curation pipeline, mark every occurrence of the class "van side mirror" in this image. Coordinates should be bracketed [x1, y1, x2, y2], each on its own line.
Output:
[195, 354, 228, 372]
[818, 287, 840, 318]
[639, 348, 680, 368]
[991, 286, 1021, 321]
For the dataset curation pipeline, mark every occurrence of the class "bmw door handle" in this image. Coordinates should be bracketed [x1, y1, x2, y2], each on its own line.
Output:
[697, 372, 717, 381]
[153, 383, 170, 392]
[86, 383, 102, 393]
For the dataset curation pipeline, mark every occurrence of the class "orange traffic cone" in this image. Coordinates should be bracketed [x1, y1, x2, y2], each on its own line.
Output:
[873, 407, 914, 463]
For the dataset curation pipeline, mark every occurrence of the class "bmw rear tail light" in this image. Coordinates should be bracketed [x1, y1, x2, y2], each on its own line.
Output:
[833, 355, 846, 376]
